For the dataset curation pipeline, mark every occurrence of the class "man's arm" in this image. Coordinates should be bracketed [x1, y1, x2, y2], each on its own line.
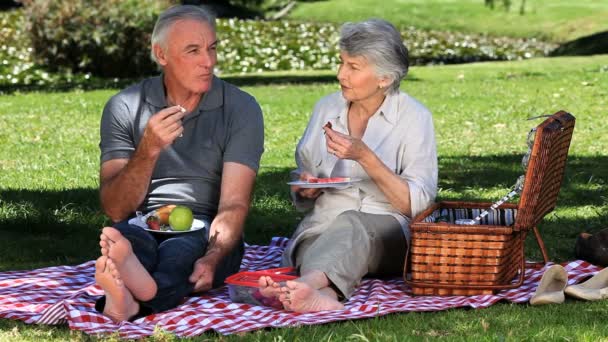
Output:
[100, 106, 186, 222]
[189, 162, 256, 292]
[100, 154, 158, 223]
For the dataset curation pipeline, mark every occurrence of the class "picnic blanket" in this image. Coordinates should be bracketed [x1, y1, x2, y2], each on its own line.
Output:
[0, 237, 601, 339]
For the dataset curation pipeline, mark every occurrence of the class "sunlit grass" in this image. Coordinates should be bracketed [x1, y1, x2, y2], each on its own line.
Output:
[0, 55, 607, 339]
[290, 0, 608, 42]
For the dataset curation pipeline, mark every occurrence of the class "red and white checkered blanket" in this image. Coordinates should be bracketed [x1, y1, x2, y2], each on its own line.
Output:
[0, 237, 601, 339]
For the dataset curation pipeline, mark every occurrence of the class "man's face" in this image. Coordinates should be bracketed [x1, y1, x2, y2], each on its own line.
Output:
[156, 19, 217, 94]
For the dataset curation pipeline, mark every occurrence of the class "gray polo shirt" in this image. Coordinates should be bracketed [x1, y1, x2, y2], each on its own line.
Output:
[99, 75, 264, 217]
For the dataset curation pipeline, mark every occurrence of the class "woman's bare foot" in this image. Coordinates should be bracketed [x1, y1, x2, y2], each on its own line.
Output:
[95, 256, 139, 322]
[258, 276, 283, 299]
[101, 227, 157, 301]
[279, 280, 344, 312]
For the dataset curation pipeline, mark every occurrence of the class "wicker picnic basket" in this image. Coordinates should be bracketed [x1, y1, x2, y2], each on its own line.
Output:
[404, 111, 576, 296]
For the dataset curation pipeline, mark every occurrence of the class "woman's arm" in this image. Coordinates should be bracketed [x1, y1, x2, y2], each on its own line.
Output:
[324, 127, 413, 216]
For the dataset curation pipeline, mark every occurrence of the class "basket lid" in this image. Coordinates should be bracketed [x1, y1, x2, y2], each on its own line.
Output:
[515, 111, 575, 231]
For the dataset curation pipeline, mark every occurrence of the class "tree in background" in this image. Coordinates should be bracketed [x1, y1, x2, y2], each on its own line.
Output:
[0, 0, 22, 10]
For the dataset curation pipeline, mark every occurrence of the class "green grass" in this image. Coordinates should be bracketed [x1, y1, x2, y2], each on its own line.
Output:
[1, 55, 608, 340]
[289, 0, 608, 42]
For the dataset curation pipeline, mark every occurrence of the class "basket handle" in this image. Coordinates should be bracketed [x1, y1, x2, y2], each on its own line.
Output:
[403, 234, 526, 294]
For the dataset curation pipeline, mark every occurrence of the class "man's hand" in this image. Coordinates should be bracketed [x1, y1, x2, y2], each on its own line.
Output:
[187, 162, 256, 293]
[189, 254, 219, 293]
[140, 106, 186, 157]
[292, 171, 323, 199]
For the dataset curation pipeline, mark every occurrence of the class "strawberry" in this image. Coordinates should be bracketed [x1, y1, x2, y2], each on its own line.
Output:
[146, 216, 161, 231]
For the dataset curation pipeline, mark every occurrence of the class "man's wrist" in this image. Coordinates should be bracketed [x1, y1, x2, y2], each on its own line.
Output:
[136, 134, 163, 160]
[201, 248, 224, 266]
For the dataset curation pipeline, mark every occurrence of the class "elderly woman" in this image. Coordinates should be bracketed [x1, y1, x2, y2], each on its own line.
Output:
[259, 19, 437, 312]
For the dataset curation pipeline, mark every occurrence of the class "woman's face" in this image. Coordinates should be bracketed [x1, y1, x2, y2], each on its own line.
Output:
[337, 51, 387, 103]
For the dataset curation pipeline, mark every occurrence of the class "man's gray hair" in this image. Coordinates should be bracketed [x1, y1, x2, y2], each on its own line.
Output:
[339, 19, 409, 94]
[150, 5, 216, 64]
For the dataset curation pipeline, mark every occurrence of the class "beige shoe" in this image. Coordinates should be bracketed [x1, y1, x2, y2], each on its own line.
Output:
[530, 265, 568, 305]
[564, 267, 608, 301]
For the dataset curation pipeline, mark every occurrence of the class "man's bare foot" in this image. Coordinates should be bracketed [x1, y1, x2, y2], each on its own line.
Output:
[99, 230, 111, 256]
[258, 276, 283, 299]
[101, 227, 157, 301]
[95, 256, 140, 322]
[279, 280, 344, 312]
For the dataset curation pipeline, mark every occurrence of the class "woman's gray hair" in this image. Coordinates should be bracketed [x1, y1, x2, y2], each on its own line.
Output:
[150, 5, 216, 64]
[339, 19, 409, 93]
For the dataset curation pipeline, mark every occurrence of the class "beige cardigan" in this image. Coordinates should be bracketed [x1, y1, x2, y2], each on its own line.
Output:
[282, 90, 438, 266]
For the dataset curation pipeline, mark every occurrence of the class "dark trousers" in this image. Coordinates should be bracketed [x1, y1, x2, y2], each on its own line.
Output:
[95, 217, 244, 317]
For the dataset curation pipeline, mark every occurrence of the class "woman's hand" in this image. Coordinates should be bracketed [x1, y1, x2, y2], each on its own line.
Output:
[291, 171, 323, 199]
[324, 126, 371, 162]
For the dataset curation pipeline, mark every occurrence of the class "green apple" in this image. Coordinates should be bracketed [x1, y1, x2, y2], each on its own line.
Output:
[168, 205, 193, 231]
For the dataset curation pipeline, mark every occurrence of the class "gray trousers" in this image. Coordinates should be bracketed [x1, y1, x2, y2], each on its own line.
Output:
[293, 210, 407, 299]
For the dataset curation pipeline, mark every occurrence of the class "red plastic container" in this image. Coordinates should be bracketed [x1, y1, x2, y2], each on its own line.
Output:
[225, 267, 297, 308]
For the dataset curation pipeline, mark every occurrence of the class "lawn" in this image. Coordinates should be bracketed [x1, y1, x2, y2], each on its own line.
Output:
[289, 0, 608, 42]
[1, 55, 607, 340]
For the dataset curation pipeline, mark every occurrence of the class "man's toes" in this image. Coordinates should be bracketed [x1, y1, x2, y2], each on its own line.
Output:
[107, 260, 121, 278]
[100, 233, 112, 245]
[101, 227, 123, 242]
[95, 256, 108, 272]
[114, 277, 124, 287]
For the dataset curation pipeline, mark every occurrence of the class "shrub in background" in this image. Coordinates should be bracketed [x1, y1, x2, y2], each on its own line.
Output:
[21, 0, 168, 78]
[216, 20, 556, 74]
[5, 4, 556, 85]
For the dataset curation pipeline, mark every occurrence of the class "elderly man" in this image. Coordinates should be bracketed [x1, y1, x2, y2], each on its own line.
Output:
[94, 5, 264, 321]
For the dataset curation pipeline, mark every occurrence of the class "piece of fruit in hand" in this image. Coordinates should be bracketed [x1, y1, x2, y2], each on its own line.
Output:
[146, 216, 161, 231]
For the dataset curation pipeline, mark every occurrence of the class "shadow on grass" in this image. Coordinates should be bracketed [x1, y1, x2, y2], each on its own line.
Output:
[438, 154, 608, 207]
[550, 30, 608, 57]
[0, 154, 605, 269]
[0, 78, 142, 95]
[0, 188, 105, 270]
[222, 74, 421, 87]
[0, 74, 421, 95]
